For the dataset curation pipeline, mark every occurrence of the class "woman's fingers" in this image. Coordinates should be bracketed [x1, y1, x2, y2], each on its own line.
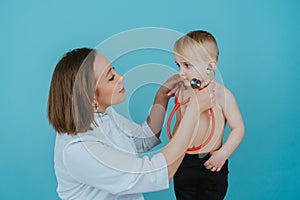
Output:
[164, 74, 184, 96]
[166, 74, 181, 88]
[167, 87, 174, 96]
[193, 89, 214, 113]
[167, 84, 180, 97]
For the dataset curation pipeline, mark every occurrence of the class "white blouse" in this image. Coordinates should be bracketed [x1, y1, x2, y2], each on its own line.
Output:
[54, 107, 169, 200]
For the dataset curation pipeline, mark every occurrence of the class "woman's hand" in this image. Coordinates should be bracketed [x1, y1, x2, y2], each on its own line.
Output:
[147, 74, 183, 137]
[157, 74, 183, 99]
[181, 82, 216, 115]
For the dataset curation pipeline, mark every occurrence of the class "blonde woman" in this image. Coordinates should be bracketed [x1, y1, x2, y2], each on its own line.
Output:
[47, 48, 215, 200]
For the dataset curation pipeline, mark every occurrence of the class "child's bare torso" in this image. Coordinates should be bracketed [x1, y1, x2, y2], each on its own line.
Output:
[178, 81, 226, 154]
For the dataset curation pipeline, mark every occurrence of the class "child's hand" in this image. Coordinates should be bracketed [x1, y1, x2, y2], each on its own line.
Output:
[204, 149, 228, 172]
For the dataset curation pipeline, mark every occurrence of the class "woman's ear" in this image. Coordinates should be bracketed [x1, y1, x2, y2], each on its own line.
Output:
[93, 98, 100, 113]
[92, 97, 97, 107]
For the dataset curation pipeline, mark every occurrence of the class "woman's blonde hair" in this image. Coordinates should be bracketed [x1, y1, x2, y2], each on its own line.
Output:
[47, 48, 97, 135]
[174, 30, 219, 63]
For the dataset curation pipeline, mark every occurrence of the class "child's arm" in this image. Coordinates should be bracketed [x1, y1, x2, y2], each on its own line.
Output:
[204, 88, 244, 172]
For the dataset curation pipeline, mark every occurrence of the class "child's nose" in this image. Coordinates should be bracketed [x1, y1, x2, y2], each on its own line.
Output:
[179, 68, 186, 76]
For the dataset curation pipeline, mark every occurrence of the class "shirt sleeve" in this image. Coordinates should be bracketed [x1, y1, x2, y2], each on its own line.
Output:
[110, 108, 161, 153]
[131, 121, 161, 153]
[63, 140, 169, 195]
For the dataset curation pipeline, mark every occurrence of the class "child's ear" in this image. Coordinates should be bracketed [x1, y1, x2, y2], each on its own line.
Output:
[207, 61, 217, 74]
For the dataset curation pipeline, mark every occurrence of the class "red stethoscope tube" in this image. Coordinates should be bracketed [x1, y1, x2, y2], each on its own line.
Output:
[167, 87, 215, 151]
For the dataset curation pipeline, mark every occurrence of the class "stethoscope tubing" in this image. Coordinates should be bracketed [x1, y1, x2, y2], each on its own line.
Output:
[167, 85, 215, 152]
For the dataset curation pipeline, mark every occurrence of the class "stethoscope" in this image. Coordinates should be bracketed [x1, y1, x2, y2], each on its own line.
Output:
[167, 77, 215, 152]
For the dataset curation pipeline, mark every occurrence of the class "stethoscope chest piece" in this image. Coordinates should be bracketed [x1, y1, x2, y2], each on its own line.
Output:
[190, 78, 202, 89]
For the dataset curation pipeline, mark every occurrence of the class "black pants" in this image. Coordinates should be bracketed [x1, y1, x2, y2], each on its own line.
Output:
[174, 153, 229, 200]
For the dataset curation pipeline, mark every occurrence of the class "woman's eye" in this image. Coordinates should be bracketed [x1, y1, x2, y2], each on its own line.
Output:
[109, 75, 115, 81]
[108, 67, 116, 81]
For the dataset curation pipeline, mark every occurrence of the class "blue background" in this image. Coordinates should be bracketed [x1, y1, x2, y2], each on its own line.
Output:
[1, 0, 299, 199]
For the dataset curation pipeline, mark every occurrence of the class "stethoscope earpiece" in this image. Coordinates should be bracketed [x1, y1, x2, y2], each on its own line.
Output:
[207, 65, 213, 71]
[190, 78, 202, 89]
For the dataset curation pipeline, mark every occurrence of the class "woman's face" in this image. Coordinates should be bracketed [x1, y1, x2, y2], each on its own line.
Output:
[93, 54, 125, 112]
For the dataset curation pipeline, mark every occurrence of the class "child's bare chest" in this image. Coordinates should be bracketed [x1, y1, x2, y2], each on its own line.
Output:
[179, 89, 226, 153]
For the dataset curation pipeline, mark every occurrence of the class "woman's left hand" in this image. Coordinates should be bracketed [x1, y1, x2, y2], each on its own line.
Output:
[157, 74, 183, 99]
[204, 149, 228, 172]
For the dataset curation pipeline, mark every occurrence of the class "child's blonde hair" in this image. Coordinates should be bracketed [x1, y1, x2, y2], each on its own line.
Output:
[174, 30, 219, 64]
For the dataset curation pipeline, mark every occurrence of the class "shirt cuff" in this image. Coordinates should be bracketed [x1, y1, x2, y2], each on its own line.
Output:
[142, 121, 161, 146]
[148, 152, 169, 192]
[141, 121, 156, 137]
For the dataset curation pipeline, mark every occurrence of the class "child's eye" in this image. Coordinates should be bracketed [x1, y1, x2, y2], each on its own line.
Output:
[109, 75, 115, 81]
[185, 63, 191, 68]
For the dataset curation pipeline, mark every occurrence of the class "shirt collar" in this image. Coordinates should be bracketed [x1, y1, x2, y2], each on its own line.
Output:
[94, 106, 113, 122]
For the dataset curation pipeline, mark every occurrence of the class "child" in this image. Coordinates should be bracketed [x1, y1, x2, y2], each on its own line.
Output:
[172, 30, 245, 200]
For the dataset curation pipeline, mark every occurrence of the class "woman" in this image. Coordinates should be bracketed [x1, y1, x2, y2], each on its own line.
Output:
[47, 48, 215, 199]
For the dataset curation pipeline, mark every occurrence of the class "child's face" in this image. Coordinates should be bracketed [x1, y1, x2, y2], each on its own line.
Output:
[174, 53, 210, 88]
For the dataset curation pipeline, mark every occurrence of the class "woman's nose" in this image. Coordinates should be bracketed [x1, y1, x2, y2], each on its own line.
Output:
[117, 73, 124, 82]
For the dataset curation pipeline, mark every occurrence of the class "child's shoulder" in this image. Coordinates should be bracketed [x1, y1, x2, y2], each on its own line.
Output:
[214, 81, 232, 96]
[214, 81, 237, 106]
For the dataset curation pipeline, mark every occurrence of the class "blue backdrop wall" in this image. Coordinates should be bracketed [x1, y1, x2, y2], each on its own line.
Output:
[1, 0, 299, 199]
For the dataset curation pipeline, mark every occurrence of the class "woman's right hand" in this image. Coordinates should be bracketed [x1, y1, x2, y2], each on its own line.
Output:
[198, 82, 216, 113]
[162, 81, 216, 182]
[184, 82, 216, 114]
